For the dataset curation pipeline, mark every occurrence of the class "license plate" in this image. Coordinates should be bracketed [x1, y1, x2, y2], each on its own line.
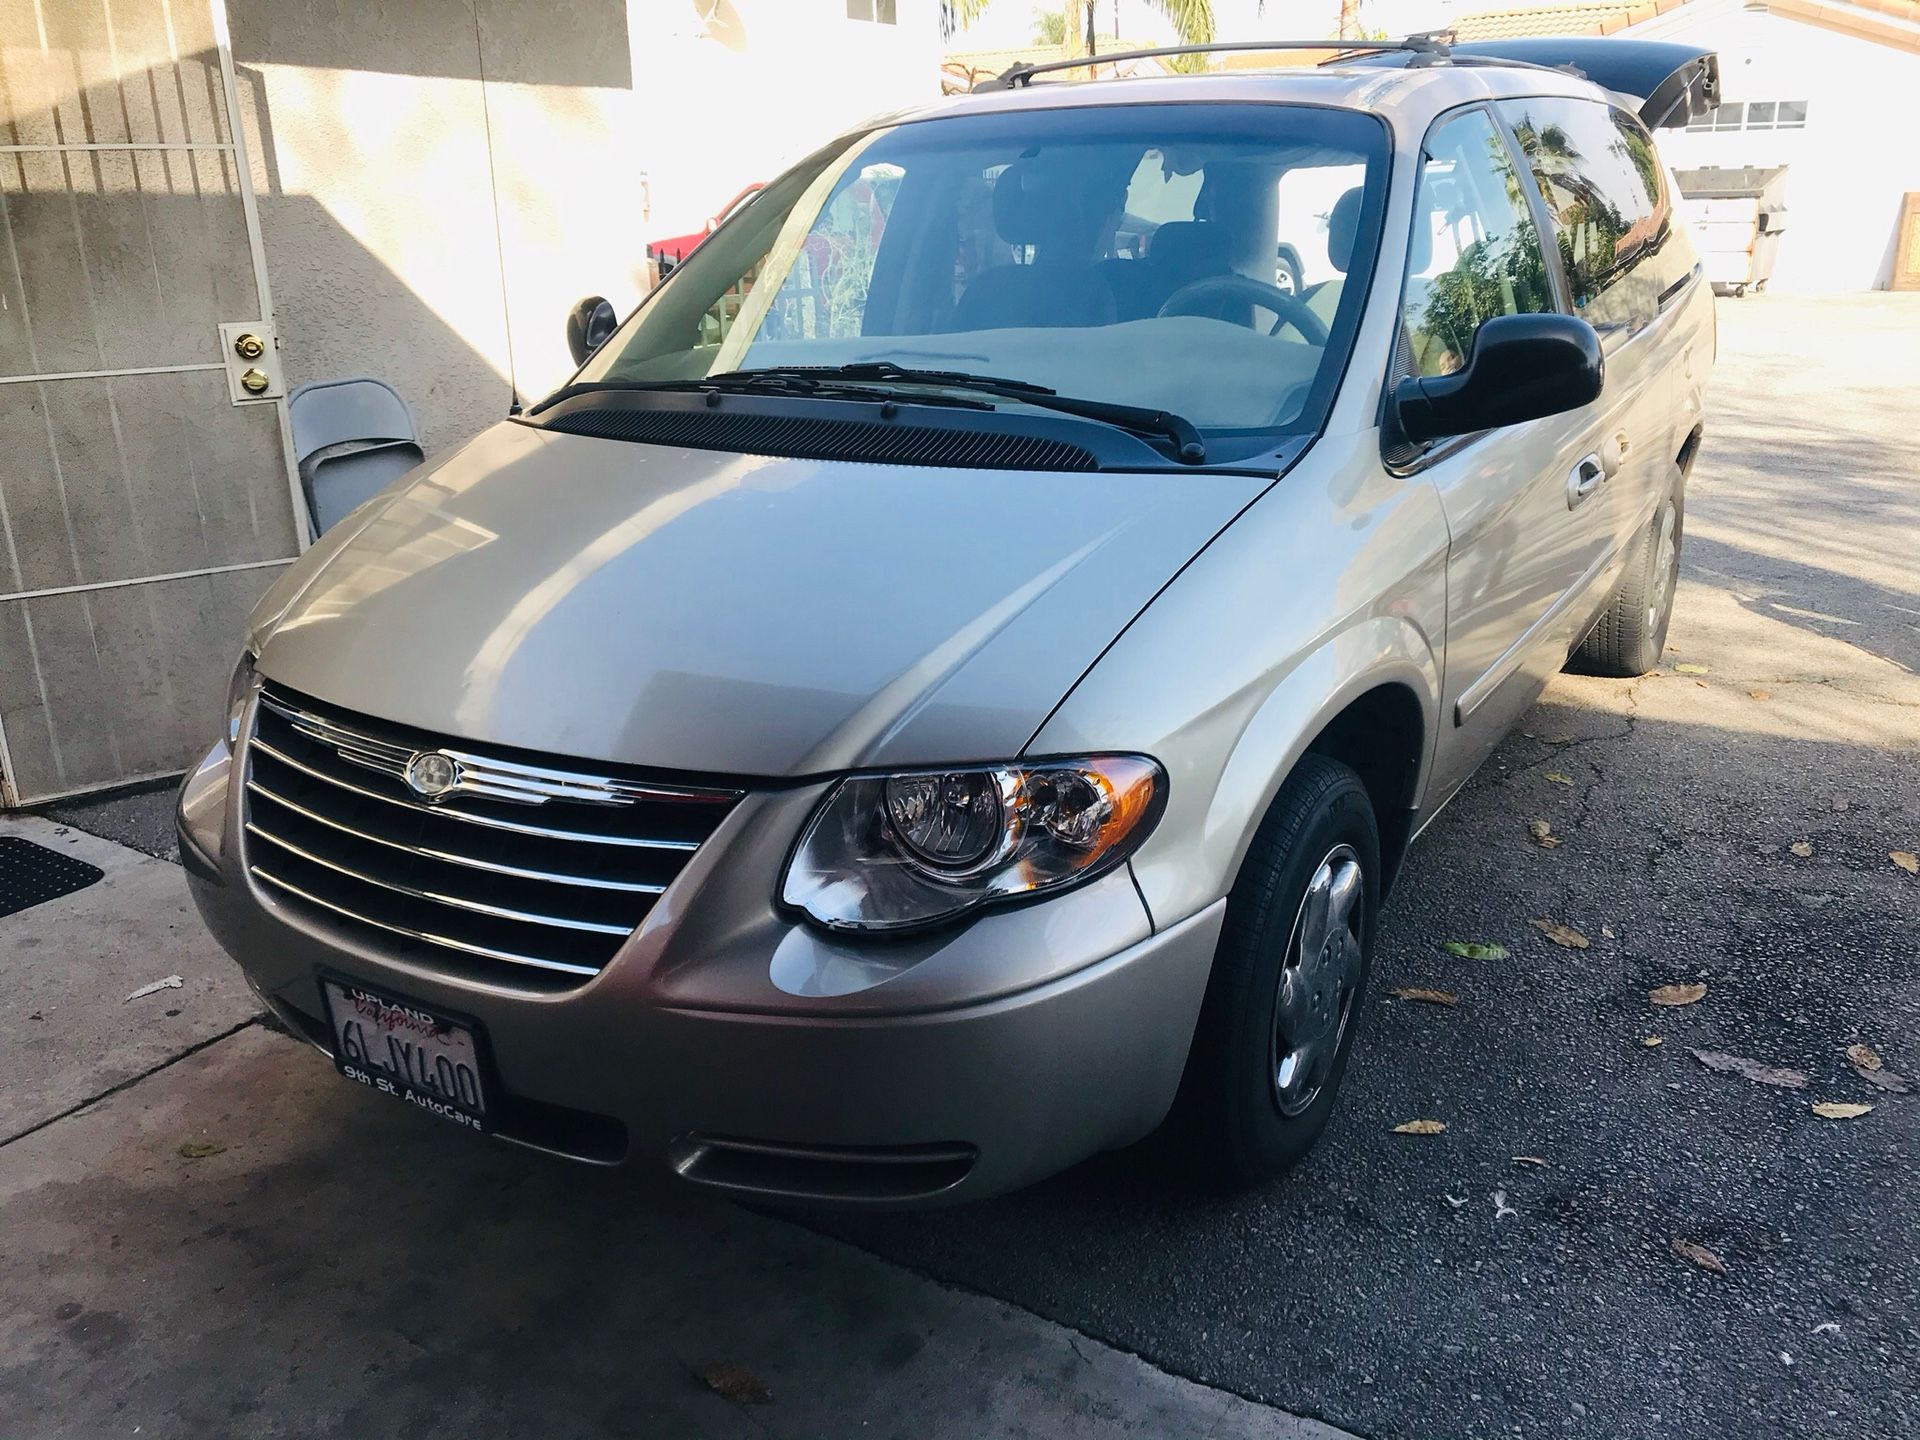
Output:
[319, 976, 489, 1132]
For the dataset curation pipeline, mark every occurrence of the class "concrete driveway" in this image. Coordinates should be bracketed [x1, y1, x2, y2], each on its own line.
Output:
[3, 295, 1915, 1440]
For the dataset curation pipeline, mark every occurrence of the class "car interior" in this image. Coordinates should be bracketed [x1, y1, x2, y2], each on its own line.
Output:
[588, 111, 1386, 434]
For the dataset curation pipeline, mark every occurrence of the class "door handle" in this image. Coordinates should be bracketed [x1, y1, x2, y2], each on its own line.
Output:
[1566, 455, 1604, 510]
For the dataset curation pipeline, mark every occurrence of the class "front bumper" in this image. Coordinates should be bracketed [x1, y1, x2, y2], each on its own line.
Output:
[178, 738, 1224, 1205]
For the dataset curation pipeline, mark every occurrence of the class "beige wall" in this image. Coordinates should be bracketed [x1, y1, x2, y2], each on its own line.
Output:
[233, 0, 942, 454]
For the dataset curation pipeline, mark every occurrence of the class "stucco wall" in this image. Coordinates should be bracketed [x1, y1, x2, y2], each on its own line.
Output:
[230, 0, 941, 457]
[1624, 0, 1920, 291]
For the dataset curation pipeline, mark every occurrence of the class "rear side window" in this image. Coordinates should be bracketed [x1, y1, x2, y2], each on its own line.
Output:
[1397, 108, 1554, 380]
[1496, 97, 1673, 330]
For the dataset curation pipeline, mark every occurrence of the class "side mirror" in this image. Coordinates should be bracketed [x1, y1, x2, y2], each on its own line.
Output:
[1391, 313, 1603, 443]
[565, 295, 618, 366]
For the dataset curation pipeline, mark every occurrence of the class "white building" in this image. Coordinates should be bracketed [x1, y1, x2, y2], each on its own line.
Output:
[1452, 0, 1920, 290]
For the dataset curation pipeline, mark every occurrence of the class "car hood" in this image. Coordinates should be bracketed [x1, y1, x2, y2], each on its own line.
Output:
[251, 420, 1274, 777]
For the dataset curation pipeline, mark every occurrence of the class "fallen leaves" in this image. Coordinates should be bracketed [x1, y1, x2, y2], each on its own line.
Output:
[178, 1141, 226, 1159]
[1810, 1102, 1873, 1121]
[700, 1363, 773, 1405]
[1491, 1190, 1518, 1220]
[1527, 819, 1561, 849]
[125, 975, 183, 1003]
[1671, 1237, 1728, 1276]
[1443, 941, 1508, 961]
[1642, 1035, 1664, 1048]
[1545, 771, 1575, 786]
[1390, 986, 1459, 1007]
[1691, 1049, 1808, 1090]
[1673, 662, 1711, 675]
[1529, 919, 1589, 949]
[1892, 851, 1919, 875]
[1649, 982, 1708, 1007]
[1788, 840, 1814, 858]
[1854, 1066, 1911, 1095]
[1747, 688, 1771, 701]
[1845, 1045, 1911, 1093]
[1391, 1119, 1446, 1136]
[1512, 1156, 1548, 1168]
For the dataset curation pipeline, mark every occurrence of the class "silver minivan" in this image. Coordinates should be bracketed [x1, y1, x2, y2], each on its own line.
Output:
[180, 37, 1718, 1205]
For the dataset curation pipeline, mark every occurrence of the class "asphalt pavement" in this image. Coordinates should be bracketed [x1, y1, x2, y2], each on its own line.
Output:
[9, 295, 1917, 1440]
[811, 295, 1920, 1439]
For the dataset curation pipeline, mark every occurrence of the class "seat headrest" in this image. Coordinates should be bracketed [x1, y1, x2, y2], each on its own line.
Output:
[1147, 221, 1231, 280]
[1326, 186, 1364, 275]
[992, 157, 1115, 255]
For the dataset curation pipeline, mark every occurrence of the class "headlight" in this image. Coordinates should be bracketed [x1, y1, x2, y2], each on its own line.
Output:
[782, 755, 1165, 933]
[225, 652, 257, 745]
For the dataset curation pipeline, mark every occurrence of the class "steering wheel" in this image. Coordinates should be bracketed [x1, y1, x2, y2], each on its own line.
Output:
[1157, 275, 1331, 346]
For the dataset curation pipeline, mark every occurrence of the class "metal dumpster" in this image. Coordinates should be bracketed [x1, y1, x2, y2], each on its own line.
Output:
[1675, 166, 1790, 297]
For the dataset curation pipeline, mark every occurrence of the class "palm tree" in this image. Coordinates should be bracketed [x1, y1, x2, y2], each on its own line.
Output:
[943, 1, 1260, 57]
[1032, 7, 1069, 44]
[941, 0, 993, 37]
[1076, 0, 1212, 56]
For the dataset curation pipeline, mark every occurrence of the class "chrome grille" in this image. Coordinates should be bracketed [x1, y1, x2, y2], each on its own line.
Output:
[243, 685, 739, 985]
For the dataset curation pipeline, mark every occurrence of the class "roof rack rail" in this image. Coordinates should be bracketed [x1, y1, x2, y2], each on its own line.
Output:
[973, 34, 1452, 92]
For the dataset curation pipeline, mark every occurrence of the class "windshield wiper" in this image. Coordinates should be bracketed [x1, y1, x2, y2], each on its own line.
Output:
[719, 361, 1055, 395]
[712, 363, 1208, 464]
[531, 373, 991, 415]
[537, 366, 1206, 462]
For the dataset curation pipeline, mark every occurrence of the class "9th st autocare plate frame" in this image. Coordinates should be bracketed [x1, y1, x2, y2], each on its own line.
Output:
[317, 972, 493, 1134]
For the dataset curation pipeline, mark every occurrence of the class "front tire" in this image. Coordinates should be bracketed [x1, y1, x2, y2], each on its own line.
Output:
[1570, 466, 1684, 677]
[1171, 754, 1379, 1186]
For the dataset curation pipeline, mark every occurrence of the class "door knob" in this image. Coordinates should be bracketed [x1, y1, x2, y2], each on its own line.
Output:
[233, 331, 266, 360]
[239, 367, 271, 395]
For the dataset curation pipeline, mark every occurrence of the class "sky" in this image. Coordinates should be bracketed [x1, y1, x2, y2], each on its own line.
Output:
[951, 0, 1467, 52]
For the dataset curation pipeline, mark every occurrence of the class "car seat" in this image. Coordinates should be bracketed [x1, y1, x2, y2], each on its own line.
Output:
[951, 158, 1118, 331]
[1303, 186, 1366, 332]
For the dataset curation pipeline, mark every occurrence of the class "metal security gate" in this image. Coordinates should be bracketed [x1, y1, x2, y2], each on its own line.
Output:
[0, 0, 303, 806]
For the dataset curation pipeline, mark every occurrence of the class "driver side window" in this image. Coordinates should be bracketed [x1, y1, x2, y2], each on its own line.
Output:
[1399, 110, 1554, 380]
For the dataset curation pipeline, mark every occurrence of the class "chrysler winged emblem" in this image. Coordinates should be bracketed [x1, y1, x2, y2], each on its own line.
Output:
[404, 750, 462, 800]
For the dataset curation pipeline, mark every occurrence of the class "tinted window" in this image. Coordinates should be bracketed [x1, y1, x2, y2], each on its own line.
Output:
[1497, 97, 1674, 330]
[1398, 109, 1554, 380]
[579, 104, 1391, 450]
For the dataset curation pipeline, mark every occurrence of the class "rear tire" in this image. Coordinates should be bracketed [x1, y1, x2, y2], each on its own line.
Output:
[1570, 467, 1684, 678]
[1170, 755, 1379, 1187]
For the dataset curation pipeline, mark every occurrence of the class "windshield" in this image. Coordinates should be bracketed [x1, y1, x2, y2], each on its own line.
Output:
[577, 103, 1389, 454]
